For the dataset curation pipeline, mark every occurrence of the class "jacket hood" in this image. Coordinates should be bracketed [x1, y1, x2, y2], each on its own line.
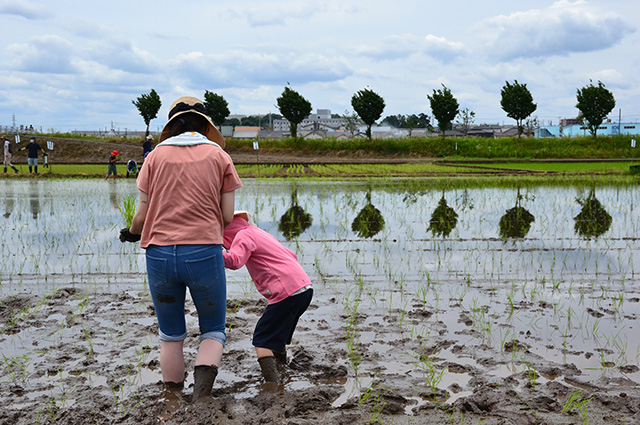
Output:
[223, 216, 251, 249]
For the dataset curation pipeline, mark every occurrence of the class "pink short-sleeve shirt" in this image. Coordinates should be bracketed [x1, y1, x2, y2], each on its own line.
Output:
[136, 135, 242, 248]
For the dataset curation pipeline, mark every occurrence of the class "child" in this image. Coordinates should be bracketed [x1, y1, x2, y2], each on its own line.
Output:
[222, 211, 313, 383]
[126, 159, 138, 178]
[106, 150, 118, 179]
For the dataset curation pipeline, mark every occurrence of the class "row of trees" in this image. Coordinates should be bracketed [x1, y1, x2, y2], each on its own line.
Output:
[133, 80, 616, 141]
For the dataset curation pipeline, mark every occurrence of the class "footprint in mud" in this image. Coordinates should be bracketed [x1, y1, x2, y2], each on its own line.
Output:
[288, 346, 348, 380]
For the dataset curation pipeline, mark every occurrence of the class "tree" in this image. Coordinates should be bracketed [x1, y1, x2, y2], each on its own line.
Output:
[224, 117, 241, 127]
[132, 89, 161, 137]
[351, 88, 386, 141]
[404, 115, 419, 135]
[457, 108, 476, 136]
[500, 80, 537, 139]
[342, 110, 362, 138]
[576, 80, 615, 139]
[524, 116, 540, 137]
[427, 84, 459, 140]
[203, 91, 230, 128]
[276, 85, 312, 138]
[380, 114, 405, 128]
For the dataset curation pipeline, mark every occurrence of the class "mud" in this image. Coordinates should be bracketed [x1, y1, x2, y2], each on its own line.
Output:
[1, 279, 639, 425]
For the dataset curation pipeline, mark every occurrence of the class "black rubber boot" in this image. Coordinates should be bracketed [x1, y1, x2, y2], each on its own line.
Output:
[13, 166, 18, 173]
[273, 350, 287, 366]
[192, 365, 218, 402]
[258, 356, 279, 383]
[3, 167, 6, 173]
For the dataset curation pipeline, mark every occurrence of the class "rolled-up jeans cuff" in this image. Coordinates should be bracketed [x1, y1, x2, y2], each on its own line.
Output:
[159, 329, 188, 342]
[200, 331, 226, 347]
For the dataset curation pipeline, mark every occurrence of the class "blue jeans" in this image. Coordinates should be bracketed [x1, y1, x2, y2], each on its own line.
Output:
[146, 244, 227, 346]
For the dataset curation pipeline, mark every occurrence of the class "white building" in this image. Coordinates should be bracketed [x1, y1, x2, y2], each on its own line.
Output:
[273, 109, 346, 133]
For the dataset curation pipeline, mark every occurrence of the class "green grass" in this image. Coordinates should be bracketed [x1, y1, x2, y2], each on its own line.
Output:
[225, 133, 640, 159]
[451, 161, 638, 173]
[10, 164, 126, 176]
[5, 160, 640, 180]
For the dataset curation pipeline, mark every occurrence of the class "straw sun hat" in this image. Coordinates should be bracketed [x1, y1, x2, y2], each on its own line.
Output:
[159, 96, 225, 148]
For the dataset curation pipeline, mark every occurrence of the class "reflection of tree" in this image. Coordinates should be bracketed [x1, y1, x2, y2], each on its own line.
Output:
[352, 190, 385, 238]
[574, 189, 611, 239]
[499, 189, 535, 239]
[428, 194, 458, 237]
[278, 184, 312, 240]
[456, 189, 474, 212]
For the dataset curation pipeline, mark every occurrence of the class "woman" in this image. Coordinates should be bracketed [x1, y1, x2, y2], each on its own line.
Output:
[120, 96, 242, 401]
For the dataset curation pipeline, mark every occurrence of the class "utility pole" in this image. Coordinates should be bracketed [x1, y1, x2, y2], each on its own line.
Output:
[619, 108, 622, 135]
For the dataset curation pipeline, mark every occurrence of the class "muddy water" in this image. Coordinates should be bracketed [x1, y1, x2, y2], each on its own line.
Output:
[1, 178, 640, 424]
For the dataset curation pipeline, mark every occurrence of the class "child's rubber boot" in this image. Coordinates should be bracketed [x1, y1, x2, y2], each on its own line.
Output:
[273, 349, 287, 366]
[258, 356, 279, 383]
[192, 365, 218, 402]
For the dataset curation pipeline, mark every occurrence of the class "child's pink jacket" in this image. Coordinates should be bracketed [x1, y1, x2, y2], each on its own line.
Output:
[223, 216, 312, 304]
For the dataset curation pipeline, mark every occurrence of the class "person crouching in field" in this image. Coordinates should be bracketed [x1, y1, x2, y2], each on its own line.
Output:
[222, 211, 313, 384]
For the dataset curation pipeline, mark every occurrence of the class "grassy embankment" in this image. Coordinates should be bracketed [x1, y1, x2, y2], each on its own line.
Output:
[2, 132, 640, 179]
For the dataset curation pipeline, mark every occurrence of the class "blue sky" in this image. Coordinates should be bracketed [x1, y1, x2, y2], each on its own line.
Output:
[1, 0, 638, 132]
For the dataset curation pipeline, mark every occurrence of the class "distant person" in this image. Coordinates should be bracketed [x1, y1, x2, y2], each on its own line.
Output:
[126, 159, 138, 178]
[3, 137, 19, 173]
[222, 211, 313, 383]
[142, 135, 153, 158]
[106, 150, 118, 179]
[19, 137, 44, 173]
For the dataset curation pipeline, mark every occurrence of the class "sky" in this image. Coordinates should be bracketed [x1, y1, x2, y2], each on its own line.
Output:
[1, 0, 639, 132]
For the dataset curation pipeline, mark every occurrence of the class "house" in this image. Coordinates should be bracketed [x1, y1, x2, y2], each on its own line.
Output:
[536, 122, 640, 138]
[273, 109, 346, 133]
[233, 126, 260, 139]
[220, 126, 234, 138]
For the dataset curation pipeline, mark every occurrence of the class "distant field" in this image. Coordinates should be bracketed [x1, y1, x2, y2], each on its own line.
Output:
[462, 161, 638, 173]
[4, 160, 640, 178]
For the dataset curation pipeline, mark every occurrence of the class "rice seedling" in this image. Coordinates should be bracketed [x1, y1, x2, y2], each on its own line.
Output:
[562, 389, 592, 424]
[1, 354, 32, 387]
[413, 348, 445, 399]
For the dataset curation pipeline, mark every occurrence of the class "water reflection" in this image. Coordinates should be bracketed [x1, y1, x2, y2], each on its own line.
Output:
[29, 181, 40, 219]
[109, 181, 119, 210]
[574, 188, 612, 239]
[456, 189, 474, 212]
[278, 184, 312, 240]
[351, 189, 385, 238]
[4, 181, 15, 218]
[428, 193, 458, 237]
[499, 189, 535, 239]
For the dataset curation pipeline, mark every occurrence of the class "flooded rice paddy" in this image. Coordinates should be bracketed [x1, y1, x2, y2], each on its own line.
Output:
[1, 178, 639, 424]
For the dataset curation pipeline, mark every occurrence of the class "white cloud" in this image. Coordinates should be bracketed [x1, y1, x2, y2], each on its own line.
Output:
[172, 50, 352, 88]
[476, 0, 635, 61]
[589, 69, 628, 89]
[6, 35, 76, 74]
[354, 34, 466, 62]
[84, 39, 161, 74]
[226, 1, 358, 27]
[0, 0, 49, 19]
